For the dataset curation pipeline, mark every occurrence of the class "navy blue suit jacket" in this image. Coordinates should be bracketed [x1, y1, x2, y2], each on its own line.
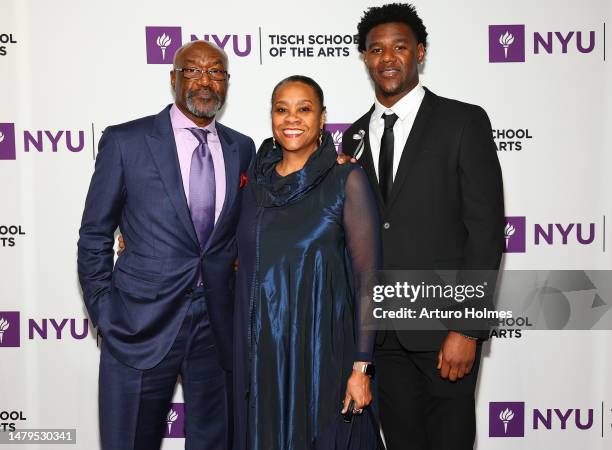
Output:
[78, 105, 255, 370]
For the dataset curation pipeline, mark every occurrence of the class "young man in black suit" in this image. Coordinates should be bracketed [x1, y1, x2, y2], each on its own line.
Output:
[341, 4, 505, 449]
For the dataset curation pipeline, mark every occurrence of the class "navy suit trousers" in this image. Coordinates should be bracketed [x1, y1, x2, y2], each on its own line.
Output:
[99, 288, 230, 450]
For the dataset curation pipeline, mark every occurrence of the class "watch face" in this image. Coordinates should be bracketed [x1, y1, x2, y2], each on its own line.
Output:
[365, 364, 376, 377]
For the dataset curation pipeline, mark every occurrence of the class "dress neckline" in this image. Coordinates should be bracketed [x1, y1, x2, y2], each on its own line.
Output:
[252, 132, 337, 208]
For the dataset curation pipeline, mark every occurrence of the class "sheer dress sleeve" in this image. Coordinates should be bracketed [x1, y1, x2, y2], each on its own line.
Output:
[343, 166, 381, 362]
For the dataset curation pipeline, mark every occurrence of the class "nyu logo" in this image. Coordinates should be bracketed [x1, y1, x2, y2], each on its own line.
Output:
[164, 403, 185, 438]
[24, 130, 85, 153]
[535, 223, 595, 246]
[0, 123, 87, 161]
[489, 402, 525, 437]
[489, 401, 596, 437]
[489, 24, 597, 63]
[28, 318, 90, 340]
[533, 407, 594, 431]
[504, 216, 598, 253]
[146, 26, 252, 64]
[489, 25, 525, 62]
[0, 312, 20, 347]
[504, 216, 526, 253]
[0, 123, 16, 160]
[192, 33, 251, 57]
[146, 27, 182, 64]
[325, 123, 351, 153]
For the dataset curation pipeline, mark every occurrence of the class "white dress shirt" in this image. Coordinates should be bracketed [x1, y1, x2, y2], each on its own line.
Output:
[368, 83, 425, 181]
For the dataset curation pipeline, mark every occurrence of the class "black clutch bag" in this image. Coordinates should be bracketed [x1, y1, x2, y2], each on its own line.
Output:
[312, 401, 386, 450]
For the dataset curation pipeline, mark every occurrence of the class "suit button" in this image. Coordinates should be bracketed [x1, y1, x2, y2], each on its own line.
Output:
[383, 222, 391, 230]
[186, 288, 193, 295]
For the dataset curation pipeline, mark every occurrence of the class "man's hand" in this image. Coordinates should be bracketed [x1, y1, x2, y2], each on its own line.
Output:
[336, 154, 357, 165]
[437, 331, 477, 381]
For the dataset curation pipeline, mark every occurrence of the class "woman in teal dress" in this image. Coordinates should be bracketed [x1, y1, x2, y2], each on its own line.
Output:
[233, 76, 381, 450]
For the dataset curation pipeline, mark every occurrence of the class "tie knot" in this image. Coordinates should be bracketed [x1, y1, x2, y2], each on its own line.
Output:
[188, 128, 210, 145]
[382, 113, 399, 130]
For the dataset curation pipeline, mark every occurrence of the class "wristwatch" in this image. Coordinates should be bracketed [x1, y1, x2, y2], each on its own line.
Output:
[353, 361, 376, 378]
[458, 332, 478, 341]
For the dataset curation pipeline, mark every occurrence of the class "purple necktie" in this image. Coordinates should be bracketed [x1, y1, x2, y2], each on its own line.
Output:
[188, 128, 216, 249]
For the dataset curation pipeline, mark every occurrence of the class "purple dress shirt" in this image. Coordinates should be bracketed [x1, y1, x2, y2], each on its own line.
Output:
[170, 104, 226, 224]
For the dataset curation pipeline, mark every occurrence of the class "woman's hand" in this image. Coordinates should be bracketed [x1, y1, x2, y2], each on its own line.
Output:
[341, 364, 372, 414]
[117, 235, 125, 256]
[336, 154, 357, 165]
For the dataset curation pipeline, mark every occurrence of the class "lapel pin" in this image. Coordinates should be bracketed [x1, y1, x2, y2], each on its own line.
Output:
[352, 130, 366, 160]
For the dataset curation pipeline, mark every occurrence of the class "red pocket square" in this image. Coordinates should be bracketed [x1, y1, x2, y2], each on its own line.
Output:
[239, 172, 249, 189]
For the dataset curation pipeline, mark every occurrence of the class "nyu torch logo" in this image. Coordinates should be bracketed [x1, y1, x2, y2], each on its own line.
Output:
[504, 216, 526, 253]
[156, 34, 172, 61]
[504, 222, 516, 249]
[146, 27, 182, 64]
[324, 123, 351, 153]
[489, 25, 526, 63]
[499, 408, 515, 434]
[0, 317, 9, 344]
[489, 402, 525, 437]
[164, 403, 185, 438]
[0, 312, 20, 347]
[498, 31, 515, 59]
[166, 408, 178, 435]
[0, 123, 16, 160]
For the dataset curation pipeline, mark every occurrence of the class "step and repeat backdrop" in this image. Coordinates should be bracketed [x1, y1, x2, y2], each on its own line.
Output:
[1, 0, 611, 448]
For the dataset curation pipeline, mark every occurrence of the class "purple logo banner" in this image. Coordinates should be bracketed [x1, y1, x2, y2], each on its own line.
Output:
[489, 25, 525, 63]
[0, 123, 16, 160]
[0, 311, 20, 347]
[164, 403, 185, 438]
[504, 216, 526, 253]
[489, 402, 525, 437]
[146, 27, 182, 64]
[325, 123, 351, 153]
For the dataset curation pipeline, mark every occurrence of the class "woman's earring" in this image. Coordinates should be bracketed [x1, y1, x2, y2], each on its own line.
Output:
[272, 136, 276, 149]
[319, 130, 323, 146]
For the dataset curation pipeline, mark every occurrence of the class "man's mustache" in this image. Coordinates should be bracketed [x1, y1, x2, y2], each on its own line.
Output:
[187, 88, 220, 101]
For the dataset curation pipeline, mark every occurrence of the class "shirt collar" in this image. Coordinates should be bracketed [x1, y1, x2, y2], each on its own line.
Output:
[170, 103, 217, 135]
[372, 82, 425, 122]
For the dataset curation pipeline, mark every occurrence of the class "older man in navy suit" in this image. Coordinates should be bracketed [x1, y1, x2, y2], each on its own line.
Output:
[78, 40, 255, 450]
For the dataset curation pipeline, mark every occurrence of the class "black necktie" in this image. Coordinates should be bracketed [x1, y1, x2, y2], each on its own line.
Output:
[378, 112, 399, 204]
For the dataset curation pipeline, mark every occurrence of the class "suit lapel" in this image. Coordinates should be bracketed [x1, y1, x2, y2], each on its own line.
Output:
[351, 107, 385, 213]
[203, 122, 239, 253]
[387, 89, 436, 210]
[363, 132, 385, 214]
[145, 106, 199, 249]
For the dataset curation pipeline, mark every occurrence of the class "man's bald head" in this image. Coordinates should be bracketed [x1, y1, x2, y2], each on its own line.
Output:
[173, 40, 228, 68]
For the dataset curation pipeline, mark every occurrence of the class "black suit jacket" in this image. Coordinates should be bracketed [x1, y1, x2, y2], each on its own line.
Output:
[341, 88, 505, 351]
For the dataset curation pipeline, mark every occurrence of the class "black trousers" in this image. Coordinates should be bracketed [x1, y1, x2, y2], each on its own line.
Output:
[376, 330, 482, 450]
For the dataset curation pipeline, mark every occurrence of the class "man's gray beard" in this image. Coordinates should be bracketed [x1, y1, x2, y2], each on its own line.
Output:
[186, 91, 222, 119]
